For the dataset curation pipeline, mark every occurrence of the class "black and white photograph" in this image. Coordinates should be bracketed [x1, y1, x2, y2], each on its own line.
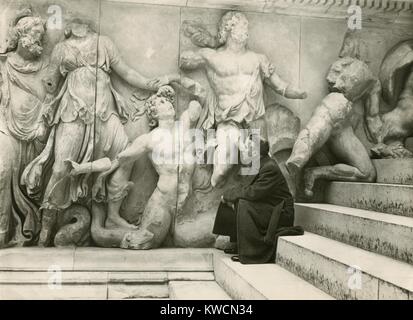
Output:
[0, 0, 412, 306]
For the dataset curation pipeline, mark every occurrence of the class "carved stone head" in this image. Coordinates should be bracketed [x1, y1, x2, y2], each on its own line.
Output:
[326, 57, 376, 101]
[145, 85, 176, 129]
[6, 13, 45, 58]
[217, 11, 249, 45]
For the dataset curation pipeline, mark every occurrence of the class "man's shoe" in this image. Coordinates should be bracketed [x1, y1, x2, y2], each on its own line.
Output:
[230, 255, 240, 262]
[224, 247, 238, 254]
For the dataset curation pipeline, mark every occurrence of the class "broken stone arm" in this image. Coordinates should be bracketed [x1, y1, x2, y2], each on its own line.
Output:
[111, 58, 160, 91]
[265, 72, 307, 100]
[179, 50, 207, 71]
[66, 158, 113, 176]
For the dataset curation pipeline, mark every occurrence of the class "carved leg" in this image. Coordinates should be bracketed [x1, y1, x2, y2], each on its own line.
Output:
[138, 188, 173, 249]
[176, 163, 196, 214]
[304, 164, 372, 197]
[38, 209, 58, 247]
[304, 125, 376, 197]
[106, 161, 137, 230]
[286, 106, 333, 176]
[42, 120, 86, 208]
[211, 122, 241, 188]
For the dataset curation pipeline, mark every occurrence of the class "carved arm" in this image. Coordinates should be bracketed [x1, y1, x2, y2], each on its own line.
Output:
[116, 133, 151, 166]
[179, 50, 207, 71]
[112, 58, 157, 91]
[265, 73, 307, 100]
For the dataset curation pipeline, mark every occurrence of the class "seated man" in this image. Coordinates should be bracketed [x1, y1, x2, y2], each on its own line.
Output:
[213, 138, 303, 264]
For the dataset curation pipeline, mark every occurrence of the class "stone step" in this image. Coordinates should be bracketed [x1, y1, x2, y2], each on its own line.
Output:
[276, 232, 413, 300]
[169, 281, 231, 300]
[0, 247, 215, 271]
[0, 283, 169, 300]
[0, 271, 215, 300]
[0, 271, 214, 284]
[294, 203, 413, 264]
[214, 254, 333, 300]
[325, 181, 413, 218]
[373, 159, 413, 185]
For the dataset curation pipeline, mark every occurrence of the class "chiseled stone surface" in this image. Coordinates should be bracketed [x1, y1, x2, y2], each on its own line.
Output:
[73, 248, 215, 271]
[0, 247, 215, 272]
[373, 159, 413, 185]
[378, 280, 410, 300]
[214, 254, 332, 300]
[108, 283, 169, 299]
[0, 269, 215, 299]
[276, 232, 413, 300]
[0, 247, 75, 271]
[169, 280, 231, 300]
[325, 181, 413, 218]
[167, 272, 215, 281]
[294, 203, 413, 264]
[0, 284, 108, 300]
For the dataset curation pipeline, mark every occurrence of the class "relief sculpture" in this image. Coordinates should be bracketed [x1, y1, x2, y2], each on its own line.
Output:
[286, 31, 378, 197]
[0, 4, 411, 251]
[371, 40, 413, 158]
[180, 11, 307, 188]
[0, 9, 48, 247]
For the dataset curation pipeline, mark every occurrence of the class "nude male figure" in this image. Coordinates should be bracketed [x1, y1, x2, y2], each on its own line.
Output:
[180, 11, 307, 188]
[68, 78, 205, 248]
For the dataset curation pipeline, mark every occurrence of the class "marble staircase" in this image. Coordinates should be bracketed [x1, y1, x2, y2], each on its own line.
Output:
[276, 159, 413, 300]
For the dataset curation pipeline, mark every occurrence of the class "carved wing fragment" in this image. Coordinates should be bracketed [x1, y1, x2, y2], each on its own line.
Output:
[182, 19, 218, 49]
[379, 39, 413, 107]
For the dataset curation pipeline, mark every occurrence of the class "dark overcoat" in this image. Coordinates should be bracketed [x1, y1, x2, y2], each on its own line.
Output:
[213, 155, 302, 264]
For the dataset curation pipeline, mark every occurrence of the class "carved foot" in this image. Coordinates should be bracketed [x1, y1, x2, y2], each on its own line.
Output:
[303, 168, 316, 198]
[120, 229, 154, 250]
[105, 215, 138, 230]
[371, 143, 413, 159]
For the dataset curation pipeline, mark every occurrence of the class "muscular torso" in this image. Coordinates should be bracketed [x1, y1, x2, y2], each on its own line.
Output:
[202, 49, 263, 109]
[148, 124, 194, 196]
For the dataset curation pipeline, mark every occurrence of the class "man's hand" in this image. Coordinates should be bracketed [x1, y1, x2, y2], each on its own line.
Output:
[221, 195, 235, 210]
[222, 187, 238, 204]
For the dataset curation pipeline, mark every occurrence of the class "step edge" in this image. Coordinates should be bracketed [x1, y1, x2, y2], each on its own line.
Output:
[216, 255, 333, 300]
[295, 203, 413, 227]
[327, 181, 413, 188]
[278, 233, 413, 292]
[168, 280, 231, 300]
